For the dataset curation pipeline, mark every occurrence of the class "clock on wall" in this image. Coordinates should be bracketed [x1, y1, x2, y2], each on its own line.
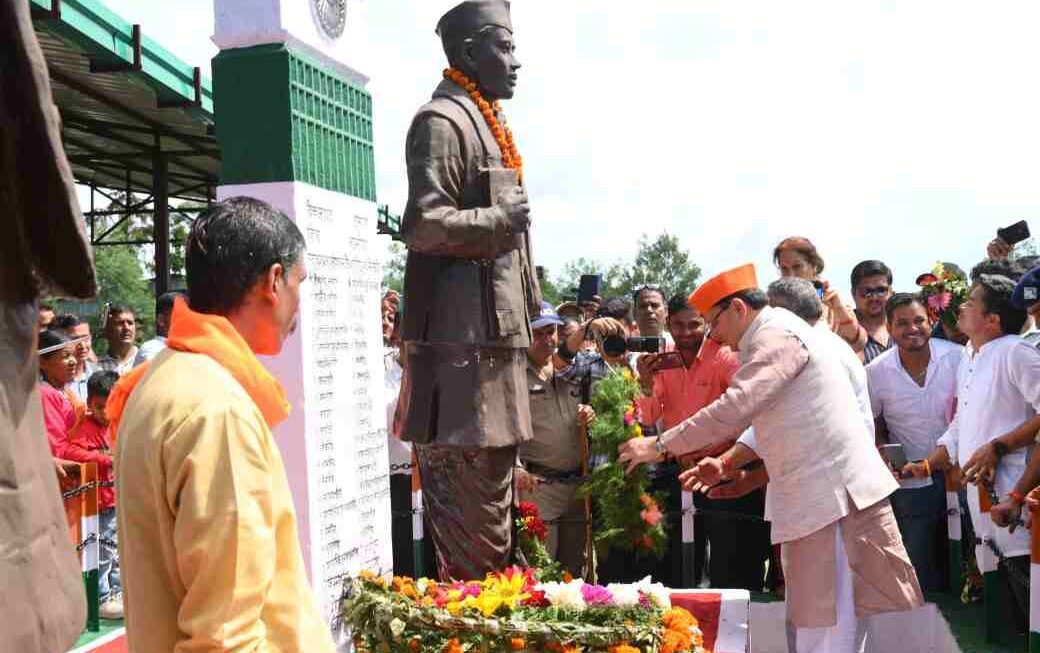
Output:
[311, 0, 347, 39]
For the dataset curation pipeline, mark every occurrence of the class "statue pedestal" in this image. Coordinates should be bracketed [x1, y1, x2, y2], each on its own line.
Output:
[211, 0, 390, 630]
[217, 182, 391, 621]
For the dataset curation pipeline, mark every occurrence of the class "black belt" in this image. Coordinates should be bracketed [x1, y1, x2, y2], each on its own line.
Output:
[523, 461, 584, 483]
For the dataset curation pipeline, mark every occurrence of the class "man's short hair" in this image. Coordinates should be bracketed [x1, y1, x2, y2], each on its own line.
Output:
[38, 328, 70, 358]
[719, 288, 769, 312]
[86, 370, 119, 399]
[156, 291, 182, 317]
[106, 304, 135, 323]
[971, 258, 1023, 283]
[40, 302, 54, 312]
[633, 285, 666, 309]
[53, 313, 82, 330]
[767, 277, 823, 323]
[976, 274, 1028, 335]
[597, 297, 632, 322]
[666, 293, 691, 317]
[850, 260, 893, 290]
[185, 197, 306, 315]
[885, 292, 926, 322]
[1017, 255, 1040, 271]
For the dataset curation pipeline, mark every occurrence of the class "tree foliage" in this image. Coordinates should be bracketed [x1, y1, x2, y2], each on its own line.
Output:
[382, 241, 406, 294]
[547, 233, 701, 305]
[381, 232, 701, 310]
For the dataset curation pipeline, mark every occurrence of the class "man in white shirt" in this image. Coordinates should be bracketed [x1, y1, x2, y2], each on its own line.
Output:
[96, 304, 138, 375]
[867, 293, 962, 591]
[907, 274, 1040, 620]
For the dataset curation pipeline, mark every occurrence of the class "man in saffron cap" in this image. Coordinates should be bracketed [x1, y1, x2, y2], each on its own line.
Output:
[396, 0, 542, 580]
[619, 263, 922, 653]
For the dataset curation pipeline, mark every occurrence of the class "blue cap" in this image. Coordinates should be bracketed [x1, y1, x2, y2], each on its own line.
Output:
[530, 301, 564, 329]
[1012, 265, 1040, 309]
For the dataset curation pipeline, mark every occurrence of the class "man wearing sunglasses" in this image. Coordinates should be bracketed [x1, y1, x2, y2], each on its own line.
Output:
[619, 263, 922, 653]
[850, 260, 894, 364]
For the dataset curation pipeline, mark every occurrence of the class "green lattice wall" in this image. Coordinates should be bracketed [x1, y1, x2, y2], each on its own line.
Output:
[213, 43, 375, 200]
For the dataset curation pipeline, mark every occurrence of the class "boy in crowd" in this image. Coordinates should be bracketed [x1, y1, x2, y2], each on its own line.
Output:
[65, 371, 122, 619]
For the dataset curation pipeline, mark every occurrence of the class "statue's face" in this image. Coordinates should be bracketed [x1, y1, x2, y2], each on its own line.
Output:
[467, 27, 520, 100]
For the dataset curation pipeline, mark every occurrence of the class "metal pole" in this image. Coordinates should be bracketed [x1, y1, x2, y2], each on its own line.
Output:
[153, 151, 170, 296]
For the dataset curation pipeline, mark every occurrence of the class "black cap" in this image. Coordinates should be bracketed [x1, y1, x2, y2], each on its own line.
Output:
[436, 0, 512, 42]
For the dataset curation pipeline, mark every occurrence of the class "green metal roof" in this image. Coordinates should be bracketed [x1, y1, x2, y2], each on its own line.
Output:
[30, 0, 219, 201]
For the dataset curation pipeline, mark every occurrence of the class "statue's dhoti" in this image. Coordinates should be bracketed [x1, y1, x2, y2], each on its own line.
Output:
[415, 444, 516, 580]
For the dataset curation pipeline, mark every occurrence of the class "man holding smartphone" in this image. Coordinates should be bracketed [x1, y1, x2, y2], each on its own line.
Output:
[866, 293, 962, 591]
[634, 295, 770, 590]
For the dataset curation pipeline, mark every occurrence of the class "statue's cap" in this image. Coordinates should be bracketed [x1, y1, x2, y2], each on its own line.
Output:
[436, 0, 512, 41]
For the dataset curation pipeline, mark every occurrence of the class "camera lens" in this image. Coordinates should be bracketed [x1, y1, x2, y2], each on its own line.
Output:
[602, 334, 627, 357]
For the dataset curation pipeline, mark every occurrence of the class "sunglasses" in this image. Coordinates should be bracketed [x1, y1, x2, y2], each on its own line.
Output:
[858, 285, 890, 299]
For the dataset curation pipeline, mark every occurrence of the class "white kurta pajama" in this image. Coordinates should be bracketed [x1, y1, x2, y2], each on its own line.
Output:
[937, 335, 1040, 560]
[661, 307, 923, 652]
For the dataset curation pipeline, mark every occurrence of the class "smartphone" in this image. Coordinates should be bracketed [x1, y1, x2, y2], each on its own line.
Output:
[577, 274, 601, 304]
[878, 444, 908, 474]
[812, 279, 825, 299]
[998, 220, 1031, 246]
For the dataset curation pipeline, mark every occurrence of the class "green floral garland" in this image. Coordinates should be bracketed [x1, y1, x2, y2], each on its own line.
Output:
[578, 368, 667, 558]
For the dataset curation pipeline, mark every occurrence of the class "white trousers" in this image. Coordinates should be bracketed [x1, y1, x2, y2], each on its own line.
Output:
[791, 522, 867, 653]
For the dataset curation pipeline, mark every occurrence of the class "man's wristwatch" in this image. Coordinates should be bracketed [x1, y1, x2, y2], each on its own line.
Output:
[654, 437, 668, 461]
[993, 440, 1010, 458]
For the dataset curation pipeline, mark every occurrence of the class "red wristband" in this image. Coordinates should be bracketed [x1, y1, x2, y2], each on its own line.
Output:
[1010, 490, 1026, 506]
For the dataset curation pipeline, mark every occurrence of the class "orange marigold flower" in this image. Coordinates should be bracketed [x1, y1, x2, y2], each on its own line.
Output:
[443, 638, 464, 653]
[562, 645, 581, 653]
[510, 637, 526, 650]
[660, 630, 691, 653]
[408, 639, 422, 653]
[662, 607, 697, 631]
[608, 644, 640, 653]
[443, 67, 523, 183]
[562, 571, 574, 583]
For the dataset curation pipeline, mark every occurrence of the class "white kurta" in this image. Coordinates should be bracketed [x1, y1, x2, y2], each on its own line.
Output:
[866, 338, 962, 489]
[937, 335, 1040, 557]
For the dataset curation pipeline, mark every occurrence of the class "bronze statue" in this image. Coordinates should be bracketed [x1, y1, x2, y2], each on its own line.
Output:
[396, 0, 541, 580]
[1, 0, 97, 647]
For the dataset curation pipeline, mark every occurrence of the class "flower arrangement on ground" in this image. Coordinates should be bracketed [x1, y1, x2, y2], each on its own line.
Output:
[578, 368, 667, 557]
[917, 262, 970, 329]
[342, 569, 706, 653]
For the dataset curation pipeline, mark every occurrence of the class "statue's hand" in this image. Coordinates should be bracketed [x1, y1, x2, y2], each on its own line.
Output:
[497, 186, 530, 233]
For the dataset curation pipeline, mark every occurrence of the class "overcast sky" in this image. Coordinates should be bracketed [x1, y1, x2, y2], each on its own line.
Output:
[98, 0, 1040, 295]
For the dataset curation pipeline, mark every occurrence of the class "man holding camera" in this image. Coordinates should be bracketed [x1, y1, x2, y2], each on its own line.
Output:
[636, 295, 770, 590]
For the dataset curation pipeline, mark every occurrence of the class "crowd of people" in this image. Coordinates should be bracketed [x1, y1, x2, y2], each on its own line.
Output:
[37, 293, 180, 621]
[379, 231, 1040, 640]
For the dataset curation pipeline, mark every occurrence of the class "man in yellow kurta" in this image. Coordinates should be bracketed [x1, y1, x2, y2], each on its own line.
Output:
[108, 197, 335, 653]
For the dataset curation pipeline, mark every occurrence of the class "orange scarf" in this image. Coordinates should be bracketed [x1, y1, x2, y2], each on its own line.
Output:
[107, 298, 291, 442]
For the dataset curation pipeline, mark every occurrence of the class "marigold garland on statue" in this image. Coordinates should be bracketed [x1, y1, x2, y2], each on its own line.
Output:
[443, 67, 524, 182]
[342, 569, 707, 653]
[578, 368, 668, 557]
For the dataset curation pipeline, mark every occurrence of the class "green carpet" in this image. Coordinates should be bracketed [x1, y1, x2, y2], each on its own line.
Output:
[71, 618, 124, 651]
[928, 591, 1027, 653]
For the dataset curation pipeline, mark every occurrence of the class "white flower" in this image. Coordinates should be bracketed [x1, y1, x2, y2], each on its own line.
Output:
[389, 618, 406, 637]
[536, 580, 586, 611]
[606, 583, 642, 607]
[635, 576, 671, 608]
[416, 578, 430, 596]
